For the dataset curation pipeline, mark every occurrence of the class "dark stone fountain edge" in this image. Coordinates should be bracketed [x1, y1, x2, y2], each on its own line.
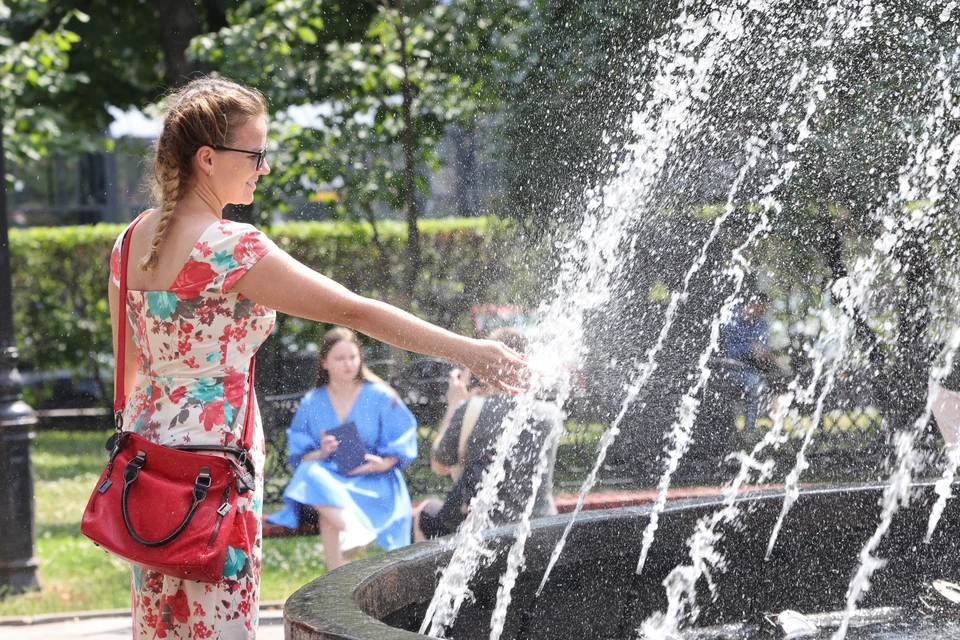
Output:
[284, 481, 960, 640]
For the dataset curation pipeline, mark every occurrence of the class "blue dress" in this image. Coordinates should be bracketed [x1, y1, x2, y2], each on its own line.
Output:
[266, 382, 418, 550]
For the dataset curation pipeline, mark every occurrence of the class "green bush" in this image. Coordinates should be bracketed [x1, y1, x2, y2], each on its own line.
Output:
[9, 217, 525, 408]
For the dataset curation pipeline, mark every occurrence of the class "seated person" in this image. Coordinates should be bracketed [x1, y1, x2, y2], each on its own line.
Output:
[266, 327, 418, 569]
[725, 292, 782, 430]
[414, 327, 560, 541]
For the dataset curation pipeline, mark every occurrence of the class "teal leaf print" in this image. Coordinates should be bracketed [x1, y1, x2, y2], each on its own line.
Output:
[211, 250, 237, 270]
[223, 546, 247, 578]
[133, 565, 142, 591]
[145, 291, 178, 320]
[206, 352, 219, 363]
[191, 378, 224, 403]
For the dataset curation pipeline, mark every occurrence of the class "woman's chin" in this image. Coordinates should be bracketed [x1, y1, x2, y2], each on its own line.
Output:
[226, 194, 256, 207]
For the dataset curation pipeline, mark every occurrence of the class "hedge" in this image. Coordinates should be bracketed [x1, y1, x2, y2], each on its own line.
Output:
[9, 217, 525, 408]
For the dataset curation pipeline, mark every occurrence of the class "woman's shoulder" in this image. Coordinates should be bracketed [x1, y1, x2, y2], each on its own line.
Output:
[300, 387, 328, 405]
[211, 218, 258, 235]
[197, 220, 277, 291]
[109, 210, 153, 286]
[362, 381, 402, 403]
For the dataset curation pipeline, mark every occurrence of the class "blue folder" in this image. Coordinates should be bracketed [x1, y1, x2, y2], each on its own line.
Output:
[326, 421, 367, 475]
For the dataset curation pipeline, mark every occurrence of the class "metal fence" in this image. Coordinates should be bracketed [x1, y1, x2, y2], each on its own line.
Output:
[257, 356, 908, 505]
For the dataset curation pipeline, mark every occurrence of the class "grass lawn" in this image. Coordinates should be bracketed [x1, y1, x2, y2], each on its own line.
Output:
[0, 430, 368, 617]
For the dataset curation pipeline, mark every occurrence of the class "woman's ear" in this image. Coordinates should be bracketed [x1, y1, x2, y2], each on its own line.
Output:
[195, 146, 215, 177]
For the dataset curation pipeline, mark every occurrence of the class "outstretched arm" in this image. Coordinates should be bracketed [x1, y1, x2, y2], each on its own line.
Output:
[235, 249, 527, 391]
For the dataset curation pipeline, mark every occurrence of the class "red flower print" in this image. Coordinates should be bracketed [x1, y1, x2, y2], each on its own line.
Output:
[160, 588, 190, 624]
[200, 400, 224, 431]
[145, 616, 164, 636]
[184, 356, 200, 370]
[224, 369, 246, 408]
[218, 325, 233, 364]
[171, 259, 217, 300]
[193, 621, 214, 639]
[229, 509, 259, 553]
[233, 232, 268, 265]
[177, 337, 192, 356]
[169, 386, 187, 404]
[195, 241, 212, 257]
[180, 322, 194, 334]
[143, 569, 165, 593]
[193, 601, 206, 617]
[238, 599, 251, 616]
[110, 246, 121, 282]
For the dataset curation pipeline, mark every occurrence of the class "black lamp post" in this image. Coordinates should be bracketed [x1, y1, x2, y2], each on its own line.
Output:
[0, 107, 41, 594]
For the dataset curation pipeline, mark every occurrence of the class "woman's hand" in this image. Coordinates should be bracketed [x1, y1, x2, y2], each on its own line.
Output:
[461, 339, 530, 394]
[348, 454, 399, 476]
[300, 431, 338, 462]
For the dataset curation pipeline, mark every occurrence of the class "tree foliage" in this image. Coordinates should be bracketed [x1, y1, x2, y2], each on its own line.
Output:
[192, 0, 527, 300]
[0, 0, 90, 180]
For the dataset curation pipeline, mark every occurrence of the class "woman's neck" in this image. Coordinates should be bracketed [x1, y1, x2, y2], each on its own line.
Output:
[327, 379, 362, 396]
[177, 188, 223, 220]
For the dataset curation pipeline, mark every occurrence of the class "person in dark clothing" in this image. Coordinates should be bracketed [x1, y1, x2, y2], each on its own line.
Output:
[725, 293, 781, 430]
[414, 328, 561, 541]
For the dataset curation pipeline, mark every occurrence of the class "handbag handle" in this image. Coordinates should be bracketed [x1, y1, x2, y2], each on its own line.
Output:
[114, 216, 258, 454]
[120, 451, 213, 547]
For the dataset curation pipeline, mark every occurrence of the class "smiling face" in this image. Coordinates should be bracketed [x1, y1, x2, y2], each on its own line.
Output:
[210, 116, 270, 206]
[321, 340, 363, 387]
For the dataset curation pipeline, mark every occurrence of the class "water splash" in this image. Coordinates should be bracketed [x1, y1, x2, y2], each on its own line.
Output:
[487, 405, 564, 640]
[421, 0, 960, 637]
[830, 44, 960, 639]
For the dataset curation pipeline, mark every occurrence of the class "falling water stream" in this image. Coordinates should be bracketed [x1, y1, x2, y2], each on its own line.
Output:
[416, 1, 960, 639]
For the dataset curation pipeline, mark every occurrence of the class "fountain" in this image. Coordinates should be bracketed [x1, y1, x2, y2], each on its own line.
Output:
[285, 0, 960, 638]
[284, 482, 960, 639]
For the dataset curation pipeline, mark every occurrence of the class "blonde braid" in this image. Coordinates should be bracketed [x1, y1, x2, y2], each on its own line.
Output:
[139, 154, 181, 271]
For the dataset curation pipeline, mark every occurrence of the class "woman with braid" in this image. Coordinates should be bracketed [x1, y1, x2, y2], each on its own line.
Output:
[108, 76, 527, 639]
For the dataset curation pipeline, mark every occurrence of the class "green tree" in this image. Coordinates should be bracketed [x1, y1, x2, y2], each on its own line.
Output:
[498, 0, 668, 233]
[1, 0, 236, 184]
[0, 0, 89, 182]
[194, 0, 527, 305]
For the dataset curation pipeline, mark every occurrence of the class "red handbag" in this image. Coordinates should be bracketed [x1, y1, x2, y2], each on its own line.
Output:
[81, 216, 258, 583]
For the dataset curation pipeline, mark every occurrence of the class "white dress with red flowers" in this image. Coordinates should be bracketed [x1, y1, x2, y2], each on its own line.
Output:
[109, 218, 277, 639]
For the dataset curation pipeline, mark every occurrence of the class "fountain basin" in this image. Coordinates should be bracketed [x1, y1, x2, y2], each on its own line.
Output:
[284, 482, 960, 639]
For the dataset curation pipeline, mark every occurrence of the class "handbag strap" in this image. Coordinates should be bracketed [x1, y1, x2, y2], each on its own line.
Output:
[114, 215, 258, 453]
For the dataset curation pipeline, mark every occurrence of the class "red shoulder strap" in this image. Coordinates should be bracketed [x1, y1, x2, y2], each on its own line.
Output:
[114, 215, 258, 452]
[114, 216, 143, 422]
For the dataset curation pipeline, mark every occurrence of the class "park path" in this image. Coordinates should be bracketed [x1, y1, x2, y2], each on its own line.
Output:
[0, 607, 285, 639]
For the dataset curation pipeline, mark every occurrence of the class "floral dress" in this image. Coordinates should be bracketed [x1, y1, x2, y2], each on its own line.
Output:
[109, 218, 276, 639]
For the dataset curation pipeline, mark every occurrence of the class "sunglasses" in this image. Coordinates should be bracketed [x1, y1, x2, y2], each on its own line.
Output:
[212, 145, 266, 171]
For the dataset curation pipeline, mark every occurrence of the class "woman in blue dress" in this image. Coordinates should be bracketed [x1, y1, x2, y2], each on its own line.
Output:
[267, 327, 418, 569]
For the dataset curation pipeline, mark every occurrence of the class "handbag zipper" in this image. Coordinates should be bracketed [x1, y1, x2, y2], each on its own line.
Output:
[208, 482, 233, 547]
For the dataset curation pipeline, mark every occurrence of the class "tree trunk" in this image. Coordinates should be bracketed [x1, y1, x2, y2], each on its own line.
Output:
[152, 0, 207, 88]
[395, 2, 421, 311]
[888, 230, 934, 439]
